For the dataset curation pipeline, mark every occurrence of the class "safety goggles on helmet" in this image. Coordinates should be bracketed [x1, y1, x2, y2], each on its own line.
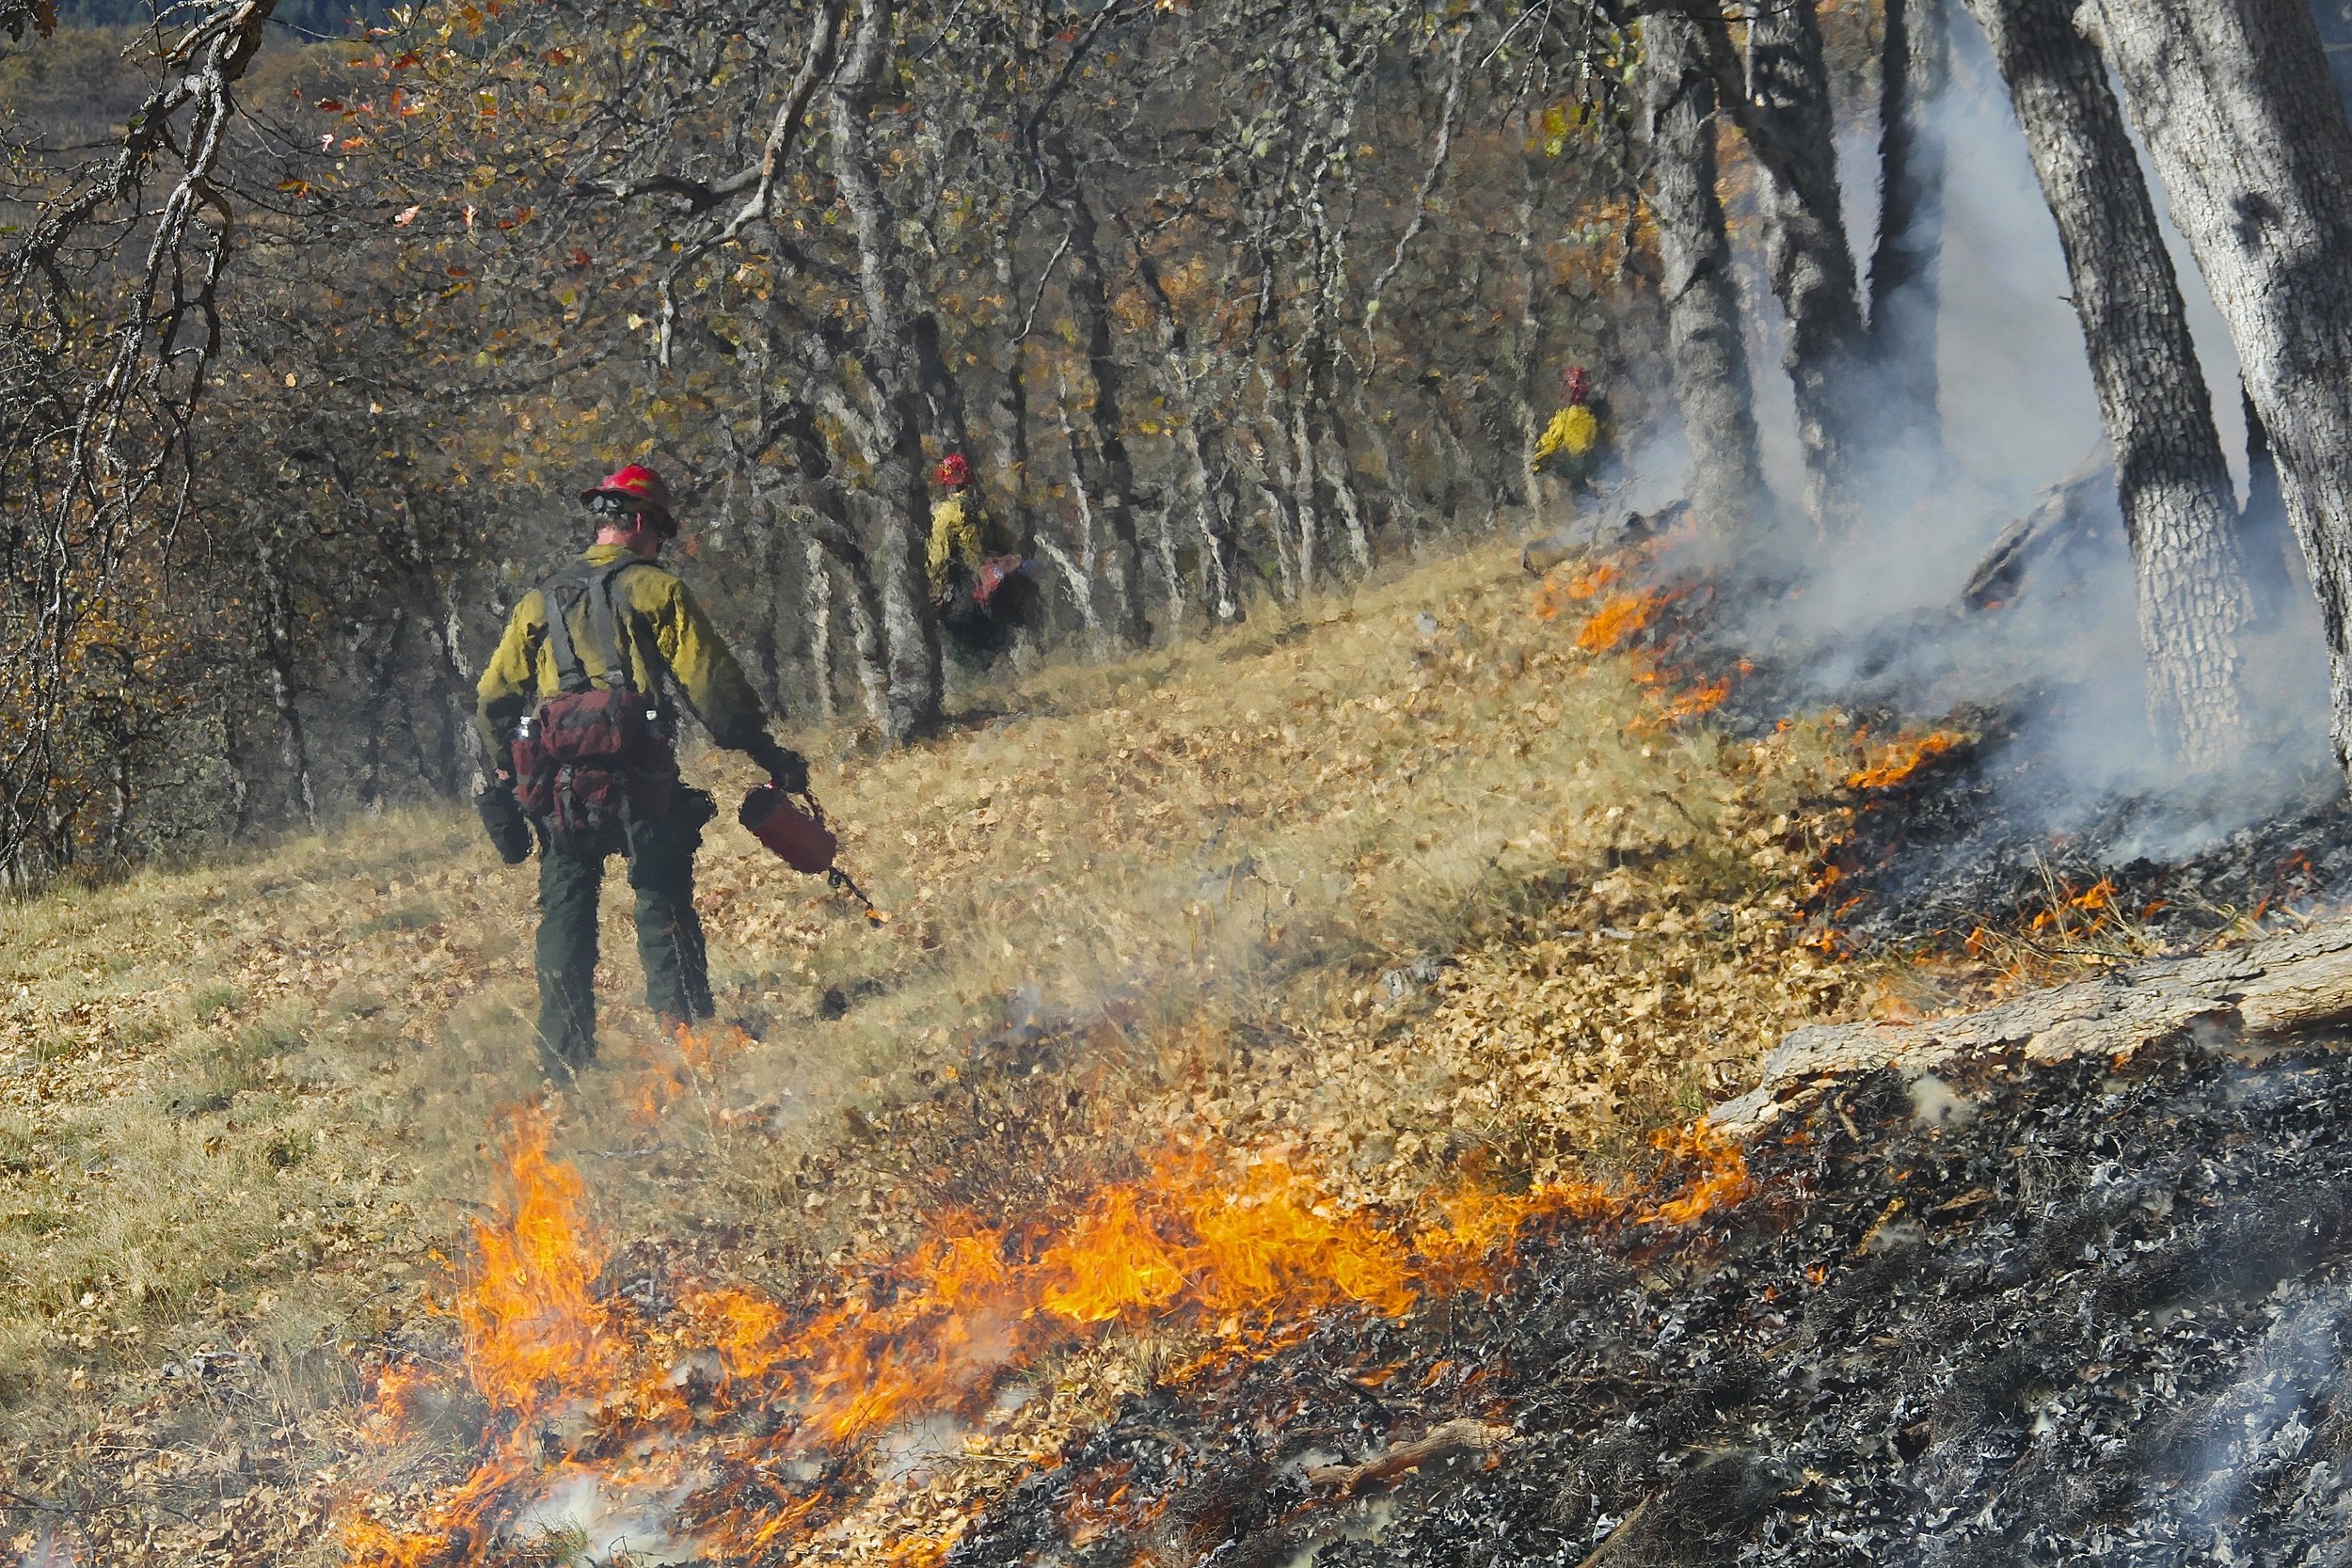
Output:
[588, 490, 676, 536]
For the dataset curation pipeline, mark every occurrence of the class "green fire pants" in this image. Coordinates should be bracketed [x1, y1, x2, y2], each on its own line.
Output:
[532, 791, 715, 1071]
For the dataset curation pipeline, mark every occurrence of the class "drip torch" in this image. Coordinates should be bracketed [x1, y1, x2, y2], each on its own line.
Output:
[739, 783, 890, 925]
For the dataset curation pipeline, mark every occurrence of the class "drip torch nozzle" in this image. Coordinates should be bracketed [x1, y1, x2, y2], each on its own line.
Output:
[828, 865, 890, 926]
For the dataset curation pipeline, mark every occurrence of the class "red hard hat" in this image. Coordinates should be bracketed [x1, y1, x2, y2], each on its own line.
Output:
[931, 451, 972, 488]
[1565, 365, 1592, 405]
[581, 463, 675, 523]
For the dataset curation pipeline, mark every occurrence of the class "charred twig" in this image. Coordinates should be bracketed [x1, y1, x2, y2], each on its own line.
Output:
[1573, 1497, 1653, 1568]
[1301, 1418, 1514, 1497]
[1650, 788, 1708, 832]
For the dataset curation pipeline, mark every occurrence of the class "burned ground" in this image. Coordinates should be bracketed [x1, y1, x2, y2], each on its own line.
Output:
[1809, 709, 2352, 956]
[950, 1035, 2352, 1568]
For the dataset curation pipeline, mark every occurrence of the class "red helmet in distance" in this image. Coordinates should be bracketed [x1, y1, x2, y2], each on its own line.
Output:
[581, 463, 676, 532]
[931, 451, 973, 488]
[1565, 365, 1592, 406]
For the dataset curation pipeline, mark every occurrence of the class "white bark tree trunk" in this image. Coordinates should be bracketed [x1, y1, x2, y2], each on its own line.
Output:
[1641, 10, 1771, 539]
[2094, 0, 2352, 773]
[1869, 0, 1951, 458]
[1964, 0, 2255, 766]
[829, 0, 943, 743]
[1745, 0, 1868, 534]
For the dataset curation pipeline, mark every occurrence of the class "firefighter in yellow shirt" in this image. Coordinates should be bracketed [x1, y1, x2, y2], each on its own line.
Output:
[926, 451, 989, 598]
[475, 463, 805, 1073]
[1534, 364, 1613, 490]
[925, 451, 1039, 662]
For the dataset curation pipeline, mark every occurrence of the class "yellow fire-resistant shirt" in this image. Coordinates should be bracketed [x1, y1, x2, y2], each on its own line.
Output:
[475, 544, 772, 766]
[927, 493, 984, 595]
[1533, 403, 1602, 466]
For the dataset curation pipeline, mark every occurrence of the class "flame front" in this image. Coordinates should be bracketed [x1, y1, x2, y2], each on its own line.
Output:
[1846, 730, 1964, 791]
[1532, 537, 1736, 728]
[342, 1118, 1753, 1564]
[456, 1111, 616, 1413]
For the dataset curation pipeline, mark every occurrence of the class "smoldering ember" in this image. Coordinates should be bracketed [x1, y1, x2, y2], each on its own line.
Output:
[16, 2, 2352, 1567]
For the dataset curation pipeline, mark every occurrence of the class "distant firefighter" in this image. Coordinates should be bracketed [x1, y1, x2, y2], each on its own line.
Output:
[1533, 364, 1616, 493]
[925, 451, 990, 596]
[474, 463, 808, 1076]
[927, 451, 1040, 664]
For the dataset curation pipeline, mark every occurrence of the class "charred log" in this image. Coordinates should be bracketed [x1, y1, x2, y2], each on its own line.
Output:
[1960, 452, 2117, 610]
[1717, 907, 2352, 1130]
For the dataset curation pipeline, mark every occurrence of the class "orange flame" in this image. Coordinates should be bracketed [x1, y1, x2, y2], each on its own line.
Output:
[1845, 730, 1964, 791]
[632, 1022, 760, 1123]
[1575, 589, 1673, 654]
[452, 1110, 616, 1414]
[342, 1121, 1753, 1565]
[2028, 875, 2119, 936]
[1535, 546, 1737, 728]
[1634, 1123, 1754, 1226]
[1533, 561, 1618, 622]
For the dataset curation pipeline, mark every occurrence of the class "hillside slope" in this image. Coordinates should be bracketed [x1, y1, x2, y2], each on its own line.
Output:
[1, 541, 1898, 1565]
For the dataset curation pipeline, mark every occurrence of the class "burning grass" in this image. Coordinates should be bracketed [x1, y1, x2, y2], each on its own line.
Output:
[0, 536, 1883, 1565]
[1843, 727, 1967, 791]
[1799, 698, 2352, 975]
[946, 1034, 2352, 1568]
[340, 1116, 1748, 1565]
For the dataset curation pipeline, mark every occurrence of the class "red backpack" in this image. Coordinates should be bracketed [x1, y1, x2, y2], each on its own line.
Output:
[509, 560, 679, 835]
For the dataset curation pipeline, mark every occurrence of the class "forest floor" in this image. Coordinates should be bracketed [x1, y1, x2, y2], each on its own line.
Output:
[0, 534, 2265, 1567]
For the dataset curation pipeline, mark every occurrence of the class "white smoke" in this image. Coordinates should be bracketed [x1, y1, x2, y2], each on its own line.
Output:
[1666, 13, 2337, 859]
[506, 1470, 703, 1567]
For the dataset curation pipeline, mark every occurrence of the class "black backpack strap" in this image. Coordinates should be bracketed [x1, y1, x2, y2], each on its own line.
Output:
[585, 561, 636, 691]
[540, 559, 657, 693]
[539, 564, 596, 693]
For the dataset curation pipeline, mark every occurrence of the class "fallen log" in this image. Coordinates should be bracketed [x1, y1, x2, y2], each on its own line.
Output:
[1303, 1418, 1515, 1497]
[1961, 450, 2115, 610]
[1714, 912, 2352, 1132]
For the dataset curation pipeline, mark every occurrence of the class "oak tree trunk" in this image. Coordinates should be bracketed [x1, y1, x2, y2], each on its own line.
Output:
[1869, 0, 1950, 456]
[1963, 0, 2255, 766]
[396, 488, 485, 791]
[2240, 383, 2307, 618]
[1746, 0, 1868, 534]
[829, 0, 942, 741]
[1641, 10, 1770, 540]
[254, 539, 319, 829]
[778, 400, 891, 731]
[989, 237, 1036, 558]
[1048, 141, 1149, 645]
[2093, 0, 2352, 774]
[802, 533, 839, 726]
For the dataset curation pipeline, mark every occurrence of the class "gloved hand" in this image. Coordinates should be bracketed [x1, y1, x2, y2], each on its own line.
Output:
[745, 734, 810, 794]
[474, 777, 533, 865]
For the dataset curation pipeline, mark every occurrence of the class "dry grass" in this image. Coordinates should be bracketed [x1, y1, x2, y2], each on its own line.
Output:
[0, 538, 1895, 1565]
